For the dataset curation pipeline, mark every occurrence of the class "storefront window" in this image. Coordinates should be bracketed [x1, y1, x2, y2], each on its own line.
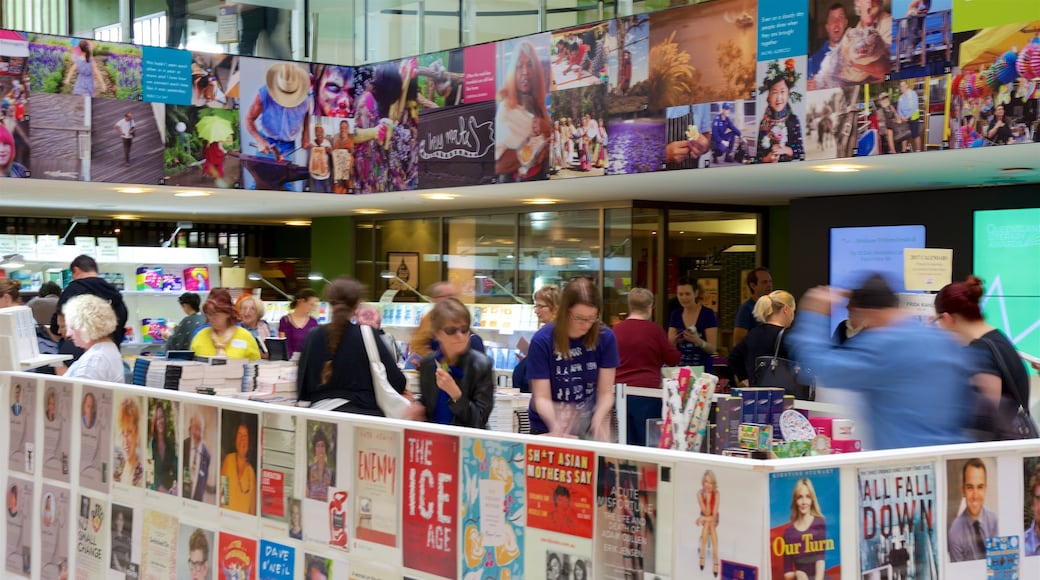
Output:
[518, 208, 601, 314]
[445, 214, 519, 304]
[371, 217, 442, 301]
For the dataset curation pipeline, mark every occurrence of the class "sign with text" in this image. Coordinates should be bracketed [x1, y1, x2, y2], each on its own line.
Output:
[402, 430, 459, 578]
[903, 248, 953, 291]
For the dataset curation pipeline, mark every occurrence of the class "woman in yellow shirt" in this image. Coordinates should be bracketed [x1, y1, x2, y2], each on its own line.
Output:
[220, 422, 257, 514]
[190, 289, 261, 360]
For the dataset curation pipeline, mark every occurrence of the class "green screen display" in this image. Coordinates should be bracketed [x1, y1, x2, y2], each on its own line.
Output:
[973, 208, 1040, 369]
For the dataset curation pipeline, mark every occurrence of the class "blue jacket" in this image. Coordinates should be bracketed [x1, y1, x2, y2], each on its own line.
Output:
[788, 311, 973, 450]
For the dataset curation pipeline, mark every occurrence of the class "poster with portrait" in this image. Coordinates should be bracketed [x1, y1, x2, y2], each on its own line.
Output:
[524, 527, 593, 580]
[176, 524, 215, 580]
[181, 403, 219, 507]
[5, 477, 33, 578]
[858, 462, 938, 579]
[75, 494, 107, 580]
[945, 456, 999, 566]
[8, 377, 36, 475]
[402, 429, 459, 578]
[550, 22, 608, 92]
[111, 393, 145, 490]
[548, 84, 609, 179]
[218, 531, 257, 580]
[260, 412, 296, 522]
[460, 437, 525, 579]
[305, 420, 337, 502]
[146, 397, 179, 495]
[27, 92, 88, 181]
[163, 105, 242, 188]
[769, 468, 841, 579]
[755, 56, 809, 164]
[417, 49, 464, 109]
[219, 410, 259, 517]
[416, 101, 496, 189]
[110, 503, 141, 575]
[648, 0, 757, 110]
[806, 0, 892, 90]
[28, 35, 142, 100]
[594, 456, 669, 580]
[141, 508, 178, 578]
[237, 58, 311, 192]
[495, 33, 552, 183]
[90, 98, 164, 184]
[79, 386, 112, 493]
[607, 16, 650, 116]
[0, 29, 30, 179]
[525, 444, 594, 538]
[38, 484, 68, 580]
[353, 427, 400, 551]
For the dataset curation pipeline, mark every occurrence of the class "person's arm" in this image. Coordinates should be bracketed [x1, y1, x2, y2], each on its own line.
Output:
[659, 327, 681, 366]
[450, 353, 495, 428]
[530, 378, 559, 433]
[244, 94, 270, 154]
[375, 332, 407, 392]
[590, 367, 616, 442]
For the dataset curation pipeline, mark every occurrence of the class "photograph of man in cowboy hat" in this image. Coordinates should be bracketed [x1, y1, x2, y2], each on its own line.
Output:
[242, 61, 313, 191]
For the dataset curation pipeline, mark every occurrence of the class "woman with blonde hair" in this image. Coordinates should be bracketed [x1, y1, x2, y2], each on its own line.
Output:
[0, 278, 21, 308]
[114, 397, 142, 486]
[237, 294, 271, 357]
[495, 40, 552, 182]
[782, 477, 827, 580]
[513, 284, 560, 393]
[63, 294, 125, 383]
[727, 290, 796, 386]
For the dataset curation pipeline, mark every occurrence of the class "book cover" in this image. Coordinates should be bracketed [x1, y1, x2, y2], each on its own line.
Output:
[39, 484, 69, 580]
[594, 456, 662, 579]
[858, 462, 937, 580]
[75, 494, 106, 580]
[353, 427, 400, 548]
[175, 525, 215, 580]
[5, 477, 33, 577]
[110, 504, 141, 576]
[8, 378, 36, 475]
[258, 539, 294, 580]
[525, 444, 594, 538]
[79, 387, 112, 494]
[218, 532, 257, 580]
[769, 468, 841, 579]
[985, 536, 1020, 580]
[714, 396, 742, 453]
[402, 429, 459, 579]
[41, 381, 71, 482]
[460, 437, 525, 579]
[141, 508, 178, 579]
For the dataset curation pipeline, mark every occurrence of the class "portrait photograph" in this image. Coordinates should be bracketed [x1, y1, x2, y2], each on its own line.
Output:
[176, 524, 214, 580]
[219, 410, 259, 515]
[146, 397, 179, 495]
[8, 379, 36, 475]
[78, 387, 112, 493]
[305, 420, 337, 502]
[495, 33, 552, 183]
[946, 456, 999, 564]
[41, 381, 71, 482]
[112, 394, 144, 488]
[181, 403, 218, 505]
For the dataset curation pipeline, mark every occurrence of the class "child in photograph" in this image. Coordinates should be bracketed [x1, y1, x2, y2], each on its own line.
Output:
[757, 59, 804, 163]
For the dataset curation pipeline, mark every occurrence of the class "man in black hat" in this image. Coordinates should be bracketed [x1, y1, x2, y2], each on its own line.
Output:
[788, 273, 974, 450]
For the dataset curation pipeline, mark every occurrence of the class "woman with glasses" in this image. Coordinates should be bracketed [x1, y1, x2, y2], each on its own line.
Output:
[417, 298, 494, 427]
[514, 285, 560, 393]
[527, 277, 619, 440]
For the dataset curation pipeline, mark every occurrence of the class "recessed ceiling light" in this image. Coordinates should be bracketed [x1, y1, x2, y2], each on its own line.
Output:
[422, 193, 459, 200]
[999, 167, 1034, 175]
[116, 187, 150, 194]
[812, 163, 866, 173]
[112, 214, 139, 220]
[285, 220, 311, 226]
[354, 208, 385, 215]
[523, 198, 559, 205]
[174, 190, 210, 197]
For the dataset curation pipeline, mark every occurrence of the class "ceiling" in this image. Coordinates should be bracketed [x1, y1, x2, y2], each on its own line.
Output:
[2, 143, 1038, 225]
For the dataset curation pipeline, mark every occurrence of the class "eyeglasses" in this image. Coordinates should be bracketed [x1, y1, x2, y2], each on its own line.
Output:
[440, 326, 469, 336]
[570, 314, 599, 324]
[534, 303, 551, 310]
[188, 559, 208, 570]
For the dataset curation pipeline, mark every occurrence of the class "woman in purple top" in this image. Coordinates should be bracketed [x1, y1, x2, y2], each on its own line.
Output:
[782, 477, 827, 580]
[278, 288, 319, 359]
[527, 277, 619, 441]
[667, 278, 718, 371]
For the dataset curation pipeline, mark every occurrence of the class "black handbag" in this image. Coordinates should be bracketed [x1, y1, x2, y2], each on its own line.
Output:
[752, 328, 816, 401]
[976, 337, 1039, 440]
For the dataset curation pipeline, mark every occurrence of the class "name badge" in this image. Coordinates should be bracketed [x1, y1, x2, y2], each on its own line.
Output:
[232, 339, 247, 349]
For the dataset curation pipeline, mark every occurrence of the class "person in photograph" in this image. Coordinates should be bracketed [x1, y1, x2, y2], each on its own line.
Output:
[667, 277, 718, 372]
[331, 119, 354, 193]
[182, 410, 211, 502]
[114, 398, 143, 486]
[416, 297, 495, 428]
[874, 92, 905, 155]
[41, 493, 54, 526]
[110, 508, 131, 571]
[237, 294, 271, 358]
[71, 39, 96, 98]
[113, 112, 136, 166]
[0, 123, 28, 178]
[816, 0, 891, 88]
[697, 470, 720, 575]
[573, 559, 589, 580]
[63, 294, 125, 383]
[278, 288, 319, 359]
[220, 420, 257, 515]
[201, 137, 229, 188]
[6, 484, 17, 517]
[288, 499, 303, 539]
[191, 289, 261, 360]
[243, 63, 312, 163]
[307, 556, 329, 580]
[904, 0, 932, 56]
[808, 3, 850, 83]
[149, 401, 177, 494]
[527, 277, 618, 440]
[10, 382, 23, 417]
[1025, 467, 1040, 556]
[187, 528, 210, 580]
[549, 485, 577, 531]
[313, 65, 353, 118]
[782, 477, 827, 580]
[757, 60, 804, 164]
[45, 389, 56, 422]
[897, 80, 921, 152]
[948, 458, 998, 562]
[306, 122, 333, 193]
[546, 551, 563, 580]
[81, 392, 96, 430]
[164, 292, 204, 352]
[985, 104, 1012, 146]
[495, 40, 552, 182]
[306, 427, 334, 501]
[711, 102, 743, 163]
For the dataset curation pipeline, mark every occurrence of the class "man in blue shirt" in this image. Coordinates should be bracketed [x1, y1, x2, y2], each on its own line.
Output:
[808, 3, 849, 85]
[948, 458, 998, 562]
[710, 103, 742, 163]
[787, 274, 973, 450]
[1026, 469, 1040, 557]
[732, 267, 772, 347]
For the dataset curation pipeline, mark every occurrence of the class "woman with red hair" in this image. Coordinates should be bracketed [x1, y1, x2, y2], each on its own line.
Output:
[191, 288, 261, 360]
[0, 124, 27, 178]
[934, 275, 1033, 437]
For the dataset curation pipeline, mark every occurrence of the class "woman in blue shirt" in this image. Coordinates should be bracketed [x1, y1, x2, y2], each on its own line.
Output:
[667, 278, 718, 372]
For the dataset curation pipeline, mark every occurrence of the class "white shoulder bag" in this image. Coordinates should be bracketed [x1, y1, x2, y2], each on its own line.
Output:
[360, 325, 412, 418]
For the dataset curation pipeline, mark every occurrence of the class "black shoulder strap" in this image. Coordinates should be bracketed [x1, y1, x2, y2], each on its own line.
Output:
[772, 327, 785, 358]
[979, 335, 1028, 411]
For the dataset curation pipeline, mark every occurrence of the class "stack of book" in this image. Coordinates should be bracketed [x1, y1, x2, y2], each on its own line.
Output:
[489, 390, 530, 433]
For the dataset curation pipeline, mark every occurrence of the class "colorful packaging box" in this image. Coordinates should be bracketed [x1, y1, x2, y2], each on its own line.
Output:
[136, 266, 163, 291]
[714, 396, 743, 454]
[738, 423, 773, 450]
[161, 273, 183, 292]
[809, 417, 855, 440]
[830, 438, 862, 454]
[141, 318, 167, 342]
[183, 266, 210, 291]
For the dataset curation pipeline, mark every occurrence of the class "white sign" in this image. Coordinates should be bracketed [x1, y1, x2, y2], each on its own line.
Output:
[96, 237, 119, 261]
[15, 235, 36, 260]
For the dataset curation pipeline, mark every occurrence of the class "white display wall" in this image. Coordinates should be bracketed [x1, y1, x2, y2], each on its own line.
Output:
[1, 371, 1038, 580]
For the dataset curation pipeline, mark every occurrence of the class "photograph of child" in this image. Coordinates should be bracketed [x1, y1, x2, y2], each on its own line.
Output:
[90, 99, 164, 184]
[756, 57, 807, 163]
[550, 23, 608, 92]
[164, 104, 241, 188]
[28, 35, 142, 101]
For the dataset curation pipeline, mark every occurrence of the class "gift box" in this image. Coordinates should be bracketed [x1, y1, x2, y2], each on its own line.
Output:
[184, 266, 210, 291]
[830, 438, 862, 454]
[141, 318, 168, 343]
[136, 266, 163, 291]
[809, 417, 855, 440]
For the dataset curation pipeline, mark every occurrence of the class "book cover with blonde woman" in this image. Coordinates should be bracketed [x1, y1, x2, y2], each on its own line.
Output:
[769, 468, 841, 579]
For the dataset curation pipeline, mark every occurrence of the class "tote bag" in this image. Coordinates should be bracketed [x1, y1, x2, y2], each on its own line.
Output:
[361, 324, 412, 419]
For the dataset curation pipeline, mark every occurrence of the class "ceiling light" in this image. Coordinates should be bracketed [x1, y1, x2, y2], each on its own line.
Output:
[285, 220, 311, 226]
[422, 193, 459, 200]
[354, 209, 385, 215]
[112, 214, 138, 220]
[116, 186, 150, 194]
[812, 163, 866, 173]
[523, 198, 559, 205]
[174, 190, 210, 197]
[999, 167, 1034, 175]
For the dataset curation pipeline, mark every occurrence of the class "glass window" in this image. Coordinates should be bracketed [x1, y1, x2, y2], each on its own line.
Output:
[446, 214, 518, 304]
[603, 207, 633, 325]
[372, 217, 442, 301]
[518, 208, 601, 314]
